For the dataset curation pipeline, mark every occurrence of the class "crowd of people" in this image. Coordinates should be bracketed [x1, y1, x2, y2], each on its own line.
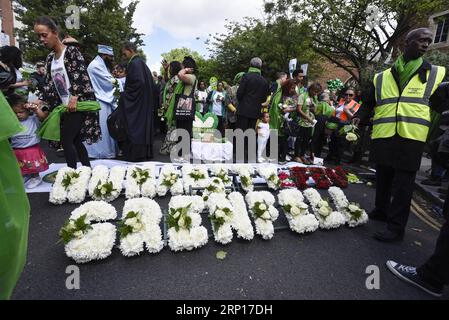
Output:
[0, 12, 449, 299]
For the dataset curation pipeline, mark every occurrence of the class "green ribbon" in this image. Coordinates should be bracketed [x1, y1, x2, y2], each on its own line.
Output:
[164, 81, 185, 128]
[37, 101, 101, 141]
[0, 91, 30, 300]
[269, 81, 283, 132]
[248, 67, 261, 74]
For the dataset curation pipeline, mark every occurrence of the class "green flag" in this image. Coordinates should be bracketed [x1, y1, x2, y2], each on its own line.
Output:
[37, 101, 101, 141]
[0, 91, 30, 300]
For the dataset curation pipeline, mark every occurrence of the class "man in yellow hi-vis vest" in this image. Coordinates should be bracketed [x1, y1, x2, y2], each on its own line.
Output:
[354, 28, 449, 243]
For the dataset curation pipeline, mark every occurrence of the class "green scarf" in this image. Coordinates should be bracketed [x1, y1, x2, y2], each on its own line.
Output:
[394, 55, 423, 90]
[0, 91, 30, 300]
[37, 101, 101, 141]
[248, 67, 261, 74]
[164, 81, 185, 128]
[269, 81, 283, 131]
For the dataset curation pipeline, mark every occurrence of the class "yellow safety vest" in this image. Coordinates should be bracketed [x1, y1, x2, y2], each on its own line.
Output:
[372, 65, 446, 143]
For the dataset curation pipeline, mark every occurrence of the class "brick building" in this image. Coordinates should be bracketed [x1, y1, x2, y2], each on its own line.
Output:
[0, 0, 14, 46]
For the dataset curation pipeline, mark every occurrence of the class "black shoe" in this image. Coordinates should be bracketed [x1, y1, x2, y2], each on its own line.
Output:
[386, 261, 443, 298]
[374, 230, 404, 243]
[421, 179, 442, 187]
[368, 211, 388, 222]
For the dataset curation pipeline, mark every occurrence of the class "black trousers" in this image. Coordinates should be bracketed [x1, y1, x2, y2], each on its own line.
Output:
[61, 112, 90, 169]
[123, 143, 153, 162]
[418, 188, 449, 288]
[235, 116, 258, 163]
[311, 115, 327, 157]
[236, 116, 257, 132]
[279, 135, 289, 162]
[176, 119, 193, 158]
[295, 126, 313, 157]
[217, 116, 225, 136]
[374, 165, 417, 234]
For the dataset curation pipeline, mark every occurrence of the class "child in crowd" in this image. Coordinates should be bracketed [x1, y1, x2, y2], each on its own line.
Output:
[8, 94, 49, 189]
[257, 112, 271, 163]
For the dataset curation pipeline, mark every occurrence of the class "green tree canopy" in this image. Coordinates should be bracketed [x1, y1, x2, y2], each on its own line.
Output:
[14, 0, 143, 64]
[264, 0, 447, 89]
[207, 17, 322, 81]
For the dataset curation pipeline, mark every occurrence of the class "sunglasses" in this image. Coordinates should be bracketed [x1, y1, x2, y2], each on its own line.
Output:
[345, 93, 354, 97]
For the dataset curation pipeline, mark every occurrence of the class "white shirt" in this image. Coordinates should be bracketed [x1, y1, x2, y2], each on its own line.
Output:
[212, 91, 225, 116]
[258, 122, 270, 139]
[197, 90, 208, 113]
[51, 48, 71, 106]
[11, 115, 41, 149]
[335, 104, 346, 119]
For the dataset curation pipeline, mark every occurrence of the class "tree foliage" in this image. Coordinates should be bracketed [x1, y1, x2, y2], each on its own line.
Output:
[264, 0, 447, 88]
[14, 0, 143, 63]
[207, 17, 322, 82]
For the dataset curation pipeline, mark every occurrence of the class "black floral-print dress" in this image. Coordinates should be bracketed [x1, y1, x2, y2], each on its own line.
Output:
[40, 45, 101, 145]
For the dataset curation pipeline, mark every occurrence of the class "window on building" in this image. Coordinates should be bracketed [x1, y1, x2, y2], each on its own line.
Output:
[434, 14, 449, 44]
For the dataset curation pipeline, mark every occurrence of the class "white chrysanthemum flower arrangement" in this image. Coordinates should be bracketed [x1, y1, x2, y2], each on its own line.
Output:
[59, 201, 117, 264]
[119, 198, 164, 257]
[156, 165, 184, 197]
[182, 165, 210, 195]
[235, 165, 255, 193]
[88, 165, 126, 202]
[245, 191, 279, 240]
[206, 193, 234, 245]
[228, 192, 254, 241]
[167, 196, 208, 252]
[303, 188, 346, 230]
[202, 177, 226, 201]
[50, 166, 92, 205]
[257, 165, 280, 191]
[209, 165, 233, 187]
[278, 189, 319, 234]
[328, 187, 368, 228]
[125, 165, 157, 199]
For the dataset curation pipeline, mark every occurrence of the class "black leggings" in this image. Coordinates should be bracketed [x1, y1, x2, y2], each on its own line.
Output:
[61, 112, 91, 169]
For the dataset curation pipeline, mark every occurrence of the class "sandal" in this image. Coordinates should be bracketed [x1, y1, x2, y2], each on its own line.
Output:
[293, 157, 303, 164]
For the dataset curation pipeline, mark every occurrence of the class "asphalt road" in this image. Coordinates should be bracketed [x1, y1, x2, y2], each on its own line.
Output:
[10, 140, 449, 300]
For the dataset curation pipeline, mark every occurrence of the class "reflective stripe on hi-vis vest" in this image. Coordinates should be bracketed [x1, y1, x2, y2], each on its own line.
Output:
[336, 100, 361, 122]
[373, 65, 446, 143]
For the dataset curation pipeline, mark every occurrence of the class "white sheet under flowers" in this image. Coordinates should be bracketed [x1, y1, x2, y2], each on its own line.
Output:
[119, 198, 164, 257]
[257, 165, 280, 191]
[303, 188, 346, 230]
[209, 165, 233, 187]
[64, 201, 117, 264]
[167, 196, 208, 252]
[156, 165, 184, 197]
[125, 165, 157, 199]
[328, 187, 369, 228]
[182, 165, 210, 195]
[245, 191, 279, 240]
[228, 192, 255, 241]
[88, 165, 126, 202]
[278, 189, 319, 234]
[235, 165, 255, 193]
[49, 166, 91, 205]
[206, 194, 234, 245]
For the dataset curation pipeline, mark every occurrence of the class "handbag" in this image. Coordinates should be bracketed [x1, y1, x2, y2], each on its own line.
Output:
[107, 106, 127, 142]
[174, 81, 197, 120]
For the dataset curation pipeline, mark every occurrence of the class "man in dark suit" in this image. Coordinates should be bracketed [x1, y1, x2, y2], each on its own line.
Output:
[236, 57, 270, 162]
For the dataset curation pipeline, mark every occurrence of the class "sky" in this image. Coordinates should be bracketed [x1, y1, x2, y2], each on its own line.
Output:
[123, 0, 266, 73]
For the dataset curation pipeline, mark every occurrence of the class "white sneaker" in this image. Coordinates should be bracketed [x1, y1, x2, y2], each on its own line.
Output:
[257, 157, 266, 163]
[26, 177, 43, 189]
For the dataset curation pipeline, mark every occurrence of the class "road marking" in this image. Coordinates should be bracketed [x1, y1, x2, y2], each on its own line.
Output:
[411, 200, 442, 231]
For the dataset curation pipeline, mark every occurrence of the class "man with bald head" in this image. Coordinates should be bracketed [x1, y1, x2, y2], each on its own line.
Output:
[354, 28, 449, 243]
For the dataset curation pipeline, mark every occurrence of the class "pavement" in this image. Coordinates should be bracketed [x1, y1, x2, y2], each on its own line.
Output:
[11, 137, 449, 300]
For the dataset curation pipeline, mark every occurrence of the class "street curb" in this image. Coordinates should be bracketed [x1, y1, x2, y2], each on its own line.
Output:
[415, 181, 445, 207]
